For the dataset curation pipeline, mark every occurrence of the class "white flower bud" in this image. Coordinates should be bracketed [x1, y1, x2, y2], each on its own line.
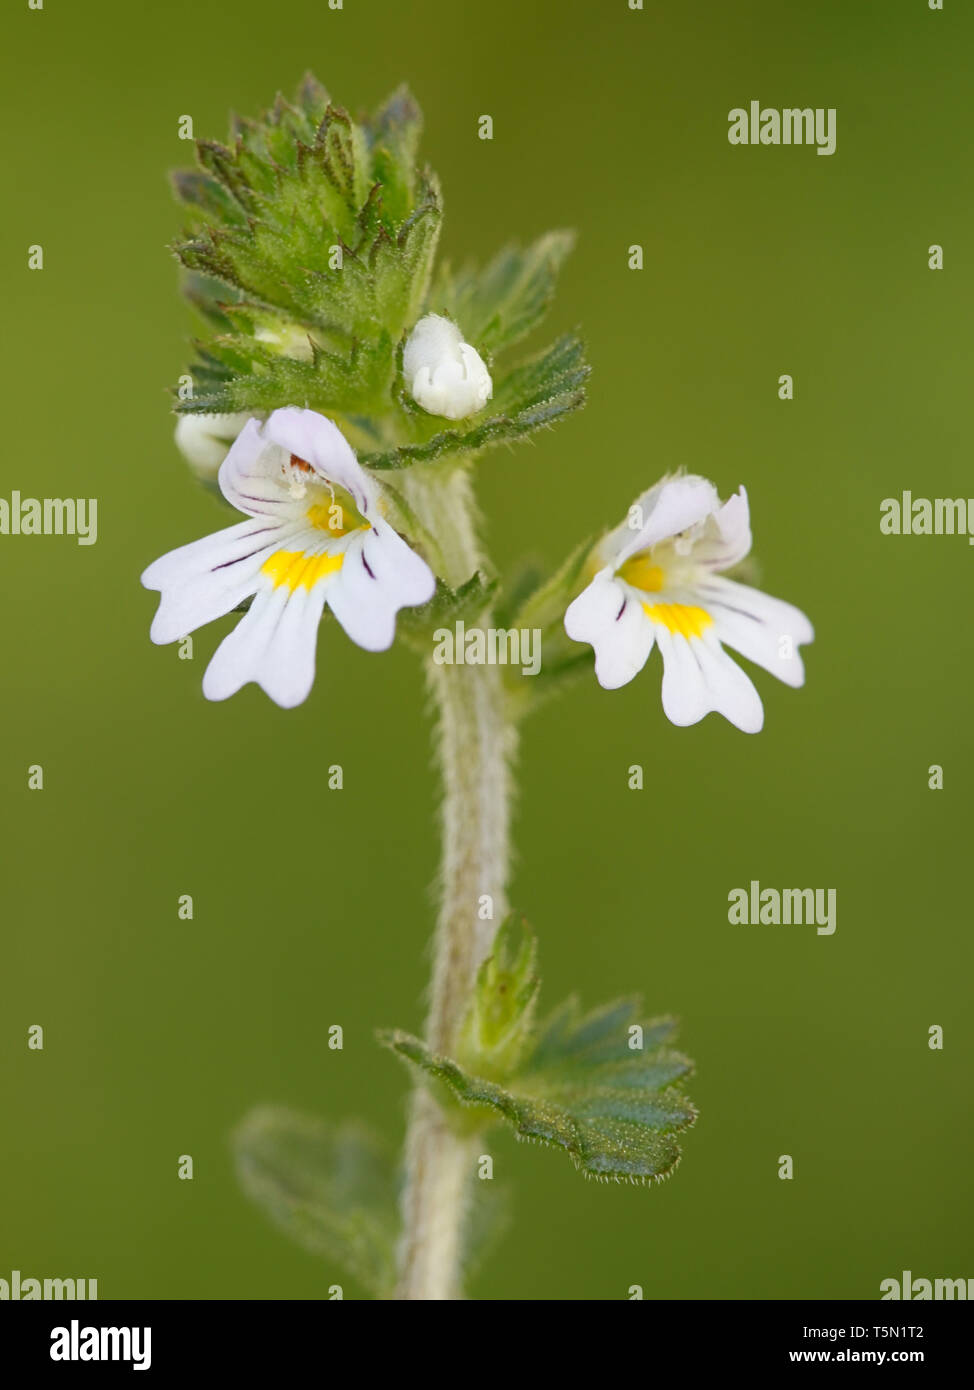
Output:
[402, 314, 492, 420]
[174, 412, 254, 479]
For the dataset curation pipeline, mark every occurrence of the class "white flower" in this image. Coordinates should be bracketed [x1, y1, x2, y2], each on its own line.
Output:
[402, 314, 492, 420]
[174, 412, 256, 479]
[564, 475, 813, 733]
[142, 407, 436, 708]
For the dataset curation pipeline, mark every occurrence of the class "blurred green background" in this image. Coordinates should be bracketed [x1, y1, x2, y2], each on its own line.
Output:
[2, 0, 972, 1300]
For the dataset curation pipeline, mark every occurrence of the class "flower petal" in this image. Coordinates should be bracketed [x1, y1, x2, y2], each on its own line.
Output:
[174, 411, 255, 478]
[691, 487, 752, 571]
[700, 576, 813, 688]
[217, 419, 301, 519]
[655, 628, 764, 733]
[141, 518, 299, 645]
[564, 571, 655, 689]
[616, 474, 720, 564]
[202, 580, 329, 708]
[260, 406, 376, 517]
[325, 521, 435, 652]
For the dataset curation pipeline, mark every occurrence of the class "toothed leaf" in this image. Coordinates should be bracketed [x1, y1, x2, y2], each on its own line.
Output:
[432, 231, 576, 357]
[364, 333, 589, 470]
[379, 998, 696, 1185]
[171, 77, 442, 416]
[167, 76, 588, 482]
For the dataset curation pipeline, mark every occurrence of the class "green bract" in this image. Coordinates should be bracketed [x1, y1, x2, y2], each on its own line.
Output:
[379, 919, 697, 1186]
[171, 74, 588, 467]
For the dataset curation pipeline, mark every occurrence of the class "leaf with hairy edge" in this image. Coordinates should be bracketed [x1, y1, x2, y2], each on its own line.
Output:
[378, 998, 696, 1185]
[367, 84, 424, 225]
[363, 334, 589, 471]
[432, 231, 576, 357]
[170, 77, 443, 416]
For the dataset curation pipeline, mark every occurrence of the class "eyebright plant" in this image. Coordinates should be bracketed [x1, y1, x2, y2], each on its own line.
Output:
[142, 75, 813, 1300]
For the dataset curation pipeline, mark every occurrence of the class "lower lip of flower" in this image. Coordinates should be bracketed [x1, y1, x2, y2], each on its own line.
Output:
[261, 549, 345, 592]
[641, 601, 713, 638]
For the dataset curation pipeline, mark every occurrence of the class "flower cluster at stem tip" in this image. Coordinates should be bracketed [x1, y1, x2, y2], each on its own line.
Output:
[144, 78, 813, 731]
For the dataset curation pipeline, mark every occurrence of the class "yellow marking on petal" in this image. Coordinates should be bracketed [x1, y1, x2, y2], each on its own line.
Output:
[306, 502, 367, 538]
[262, 550, 344, 592]
[642, 602, 713, 639]
[617, 554, 666, 592]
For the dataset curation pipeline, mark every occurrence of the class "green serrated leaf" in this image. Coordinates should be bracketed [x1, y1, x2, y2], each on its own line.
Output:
[368, 84, 423, 225]
[363, 334, 589, 470]
[294, 72, 331, 120]
[168, 77, 590, 456]
[379, 997, 696, 1185]
[432, 230, 576, 357]
[232, 1107, 398, 1296]
[170, 169, 249, 227]
[171, 76, 443, 415]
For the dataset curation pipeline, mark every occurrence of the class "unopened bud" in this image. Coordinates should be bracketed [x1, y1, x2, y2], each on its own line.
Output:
[403, 314, 492, 420]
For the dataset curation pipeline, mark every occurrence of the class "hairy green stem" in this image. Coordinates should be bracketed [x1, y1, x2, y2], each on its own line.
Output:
[394, 466, 516, 1300]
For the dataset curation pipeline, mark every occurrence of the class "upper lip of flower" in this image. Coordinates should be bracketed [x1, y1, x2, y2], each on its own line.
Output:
[223, 409, 376, 523]
[141, 407, 435, 708]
